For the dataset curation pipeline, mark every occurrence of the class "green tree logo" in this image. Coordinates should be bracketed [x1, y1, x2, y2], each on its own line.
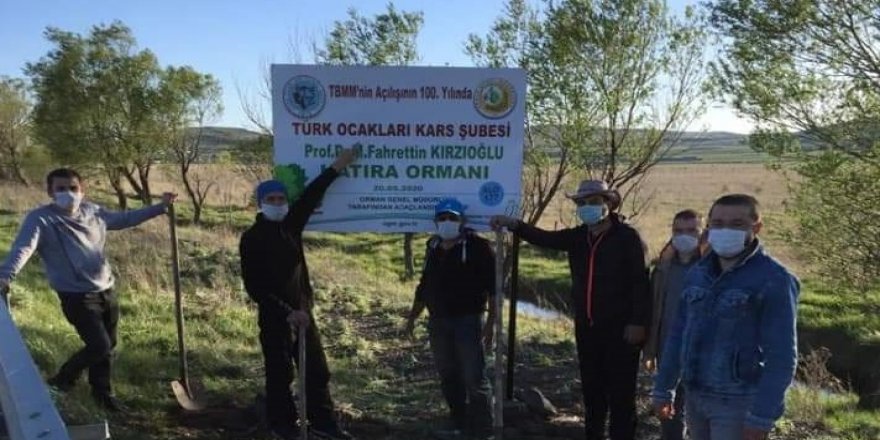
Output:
[274, 164, 309, 201]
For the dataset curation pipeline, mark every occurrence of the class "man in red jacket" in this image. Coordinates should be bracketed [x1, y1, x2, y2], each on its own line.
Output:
[492, 180, 651, 440]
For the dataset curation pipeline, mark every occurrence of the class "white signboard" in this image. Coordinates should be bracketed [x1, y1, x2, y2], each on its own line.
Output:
[271, 65, 525, 232]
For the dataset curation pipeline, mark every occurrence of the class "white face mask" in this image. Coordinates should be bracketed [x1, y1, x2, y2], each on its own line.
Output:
[671, 234, 699, 254]
[260, 204, 289, 222]
[436, 221, 462, 240]
[54, 191, 83, 212]
[708, 228, 748, 258]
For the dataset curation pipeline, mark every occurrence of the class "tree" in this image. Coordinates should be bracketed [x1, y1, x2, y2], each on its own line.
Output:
[160, 66, 223, 224]
[26, 22, 207, 208]
[315, 3, 423, 66]
[0, 77, 32, 185]
[316, 2, 425, 279]
[469, 0, 710, 224]
[709, 0, 880, 288]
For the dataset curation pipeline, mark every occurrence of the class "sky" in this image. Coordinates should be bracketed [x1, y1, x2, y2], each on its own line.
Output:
[0, 0, 754, 134]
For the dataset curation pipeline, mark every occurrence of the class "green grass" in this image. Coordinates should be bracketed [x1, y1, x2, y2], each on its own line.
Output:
[784, 387, 880, 440]
[798, 282, 880, 345]
[2, 183, 880, 439]
[0, 195, 573, 439]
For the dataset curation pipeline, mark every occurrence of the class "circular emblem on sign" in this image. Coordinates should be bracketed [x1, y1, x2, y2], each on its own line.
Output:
[479, 181, 505, 207]
[282, 75, 326, 119]
[474, 78, 516, 119]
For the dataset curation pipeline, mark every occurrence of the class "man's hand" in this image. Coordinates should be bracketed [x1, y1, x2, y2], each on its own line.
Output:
[161, 192, 178, 207]
[643, 358, 656, 373]
[489, 215, 518, 231]
[286, 310, 310, 329]
[481, 319, 495, 350]
[653, 401, 674, 420]
[331, 147, 358, 172]
[743, 426, 769, 440]
[624, 325, 647, 345]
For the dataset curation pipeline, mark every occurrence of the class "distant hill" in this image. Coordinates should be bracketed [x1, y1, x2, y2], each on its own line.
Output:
[186, 126, 263, 161]
[191, 126, 807, 164]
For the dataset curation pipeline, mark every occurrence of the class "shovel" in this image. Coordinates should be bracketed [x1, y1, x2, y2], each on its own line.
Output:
[168, 204, 207, 411]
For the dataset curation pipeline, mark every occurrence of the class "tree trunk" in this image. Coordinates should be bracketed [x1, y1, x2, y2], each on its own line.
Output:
[137, 163, 152, 205]
[11, 165, 27, 186]
[122, 168, 144, 201]
[8, 149, 28, 186]
[108, 170, 127, 210]
[403, 232, 415, 279]
[180, 164, 201, 224]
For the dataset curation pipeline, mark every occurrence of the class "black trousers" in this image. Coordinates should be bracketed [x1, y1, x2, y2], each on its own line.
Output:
[55, 289, 119, 395]
[575, 323, 641, 440]
[259, 310, 337, 431]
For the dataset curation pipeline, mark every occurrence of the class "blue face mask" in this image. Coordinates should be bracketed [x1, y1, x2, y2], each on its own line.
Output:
[577, 205, 606, 225]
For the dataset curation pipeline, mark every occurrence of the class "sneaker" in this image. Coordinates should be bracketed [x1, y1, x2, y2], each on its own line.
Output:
[92, 393, 127, 413]
[310, 425, 355, 440]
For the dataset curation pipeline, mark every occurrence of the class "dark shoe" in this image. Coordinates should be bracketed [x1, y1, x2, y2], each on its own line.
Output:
[46, 375, 76, 392]
[92, 393, 127, 413]
[311, 425, 355, 440]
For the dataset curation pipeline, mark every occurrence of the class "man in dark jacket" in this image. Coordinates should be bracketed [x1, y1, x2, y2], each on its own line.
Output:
[239, 149, 356, 440]
[643, 209, 705, 440]
[491, 180, 651, 440]
[405, 198, 496, 440]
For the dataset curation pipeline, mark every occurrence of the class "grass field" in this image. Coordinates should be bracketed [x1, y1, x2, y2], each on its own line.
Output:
[0, 162, 877, 439]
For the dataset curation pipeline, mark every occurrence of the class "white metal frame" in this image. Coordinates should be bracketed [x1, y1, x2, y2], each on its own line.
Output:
[0, 300, 110, 440]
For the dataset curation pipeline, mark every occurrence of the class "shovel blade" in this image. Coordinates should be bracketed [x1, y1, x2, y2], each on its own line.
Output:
[172, 379, 206, 411]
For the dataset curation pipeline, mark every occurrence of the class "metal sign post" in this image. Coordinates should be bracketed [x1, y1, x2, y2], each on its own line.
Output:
[493, 230, 505, 439]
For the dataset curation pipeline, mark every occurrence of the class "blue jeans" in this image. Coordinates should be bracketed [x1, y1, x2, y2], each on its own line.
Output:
[661, 384, 686, 440]
[428, 314, 493, 433]
[685, 389, 753, 440]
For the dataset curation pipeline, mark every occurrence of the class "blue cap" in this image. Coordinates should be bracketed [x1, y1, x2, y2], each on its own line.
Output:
[256, 180, 287, 206]
[434, 198, 466, 217]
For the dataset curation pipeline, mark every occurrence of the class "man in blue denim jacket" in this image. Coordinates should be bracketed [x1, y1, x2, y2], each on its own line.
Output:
[651, 194, 799, 440]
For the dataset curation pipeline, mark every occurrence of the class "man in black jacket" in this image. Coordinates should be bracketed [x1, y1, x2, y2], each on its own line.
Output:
[239, 149, 356, 440]
[405, 198, 497, 440]
[491, 180, 651, 440]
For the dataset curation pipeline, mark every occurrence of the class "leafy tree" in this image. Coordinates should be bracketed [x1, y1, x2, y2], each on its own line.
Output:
[160, 66, 223, 224]
[27, 22, 219, 210]
[709, 0, 880, 288]
[0, 76, 33, 185]
[315, 3, 423, 66]
[468, 0, 710, 224]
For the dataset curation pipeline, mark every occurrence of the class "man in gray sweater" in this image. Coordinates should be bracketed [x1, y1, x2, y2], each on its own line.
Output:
[0, 168, 176, 411]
